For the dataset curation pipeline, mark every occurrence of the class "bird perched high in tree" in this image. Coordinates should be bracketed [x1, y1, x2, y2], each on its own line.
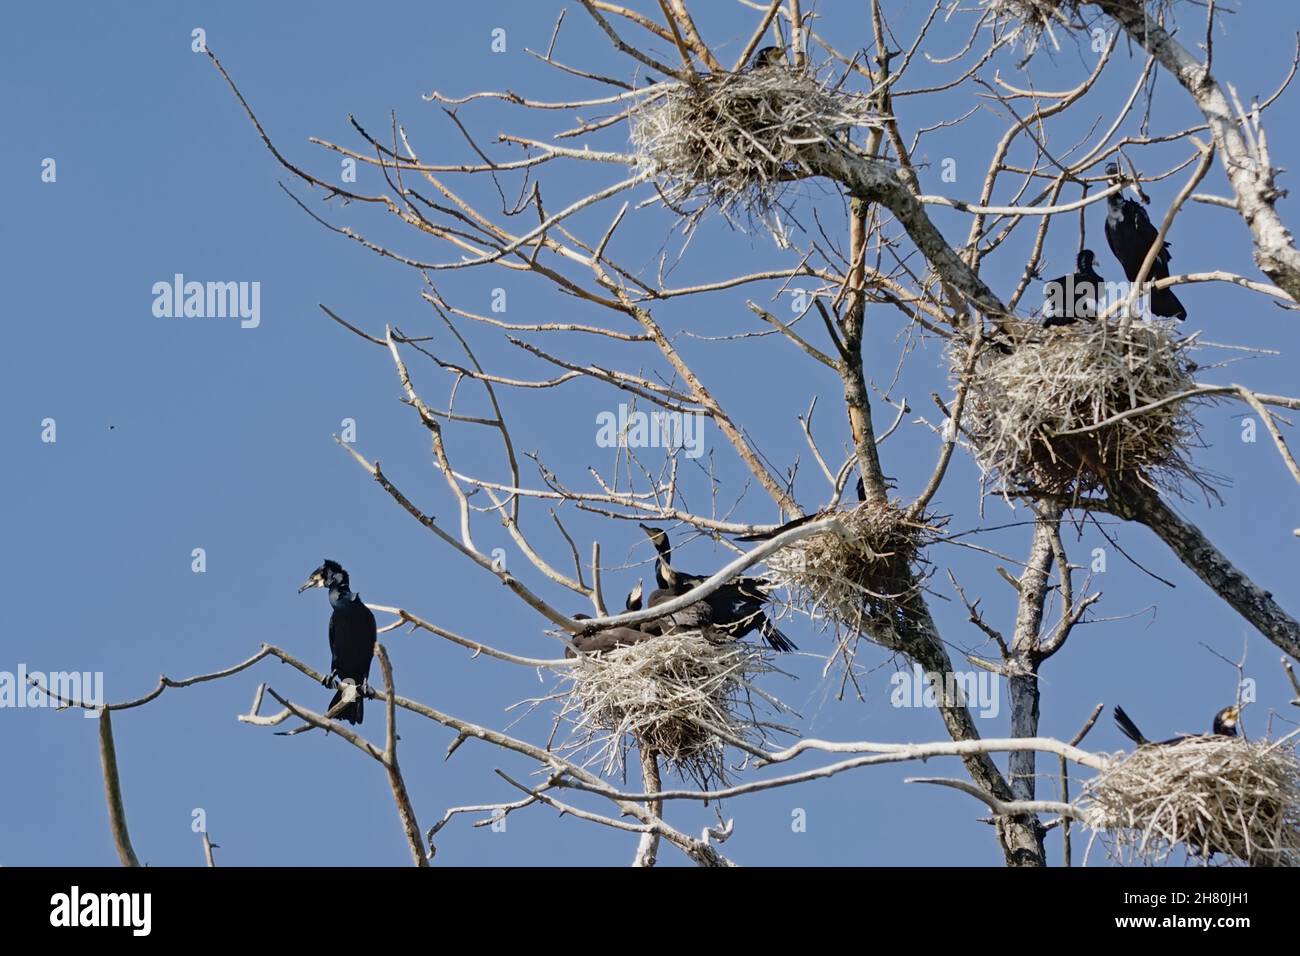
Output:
[1112, 703, 1241, 748]
[639, 524, 796, 651]
[298, 559, 376, 724]
[1042, 249, 1105, 327]
[1103, 163, 1187, 320]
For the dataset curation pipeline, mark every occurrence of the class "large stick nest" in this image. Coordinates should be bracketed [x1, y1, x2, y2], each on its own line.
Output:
[958, 322, 1216, 500]
[630, 66, 881, 228]
[763, 500, 933, 646]
[1083, 736, 1300, 866]
[554, 631, 793, 789]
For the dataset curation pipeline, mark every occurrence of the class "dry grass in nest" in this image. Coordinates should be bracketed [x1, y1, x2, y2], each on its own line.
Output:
[958, 322, 1216, 500]
[763, 501, 931, 646]
[630, 66, 880, 231]
[981, 0, 1083, 45]
[553, 631, 792, 788]
[1083, 735, 1300, 867]
[982, 1, 1177, 57]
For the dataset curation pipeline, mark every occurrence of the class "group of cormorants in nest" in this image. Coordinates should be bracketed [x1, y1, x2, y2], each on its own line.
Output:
[568, 523, 797, 657]
[1042, 163, 1188, 326]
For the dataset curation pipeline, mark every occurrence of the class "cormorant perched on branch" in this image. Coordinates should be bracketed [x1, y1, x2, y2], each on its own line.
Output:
[1103, 163, 1187, 320]
[298, 560, 376, 724]
[569, 584, 659, 656]
[1112, 704, 1241, 747]
[639, 524, 796, 651]
[1043, 250, 1105, 327]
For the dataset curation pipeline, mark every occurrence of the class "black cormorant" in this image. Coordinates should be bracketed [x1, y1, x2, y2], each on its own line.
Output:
[1103, 164, 1187, 320]
[298, 559, 376, 724]
[1043, 249, 1104, 327]
[1112, 704, 1241, 748]
[749, 46, 787, 70]
[568, 584, 659, 656]
[638, 524, 795, 651]
[644, 564, 718, 634]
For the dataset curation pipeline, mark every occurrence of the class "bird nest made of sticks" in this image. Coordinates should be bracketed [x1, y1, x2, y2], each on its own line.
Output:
[958, 322, 1214, 500]
[630, 66, 880, 227]
[981, 0, 1083, 43]
[555, 631, 792, 789]
[763, 501, 931, 646]
[982, 1, 1177, 56]
[1083, 735, 1300, 867]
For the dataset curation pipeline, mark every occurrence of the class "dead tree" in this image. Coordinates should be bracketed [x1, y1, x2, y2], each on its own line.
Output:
[45, 0, 1300, 868]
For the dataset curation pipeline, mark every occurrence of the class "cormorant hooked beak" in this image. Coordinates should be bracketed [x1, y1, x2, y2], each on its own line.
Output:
[299, 559, 345, 594]
[638, 523, 669, 552]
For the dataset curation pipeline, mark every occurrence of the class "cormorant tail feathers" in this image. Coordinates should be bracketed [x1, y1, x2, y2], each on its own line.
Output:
[1113, 705, 1147, 746]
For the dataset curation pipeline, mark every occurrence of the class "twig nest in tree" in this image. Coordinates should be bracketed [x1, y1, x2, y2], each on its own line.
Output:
[958, 322, 1214, 500]
[557, 631, 791, 788]
[980, 0, 1085, 49]
[630, 66, 880, 228]
[763, 501, 932, 645]
[1083, 735, 1300, 866]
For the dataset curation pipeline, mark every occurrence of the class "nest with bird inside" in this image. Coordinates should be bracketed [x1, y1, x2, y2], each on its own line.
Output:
[762, 500, 933, 647]
[1082, 734, 1300, 867]
[958, 321, 1217, 502]
[629, 62, 881, 230]
[554, 630, 793, 789]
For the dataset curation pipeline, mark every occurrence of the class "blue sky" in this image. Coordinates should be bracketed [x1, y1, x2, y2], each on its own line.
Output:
[3, 1, 1298, 866]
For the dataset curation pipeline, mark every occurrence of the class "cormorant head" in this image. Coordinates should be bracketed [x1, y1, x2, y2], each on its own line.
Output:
[638, 523, 671, 557]
[1077, 249, 1097, 273]
[1212, 704, 1242, 737]
[298, 559, 348, 594]
[752, 46, 785, 69]
[626, 580, 644, 612]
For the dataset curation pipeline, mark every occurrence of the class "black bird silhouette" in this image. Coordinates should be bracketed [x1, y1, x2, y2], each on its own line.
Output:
[644, 565, 719, 635]
[748, 45, 787, 70]
[1112, 704, 1241, 748]
[639, 524, 795, 651]
[298, 560, 376, 724]
[1103, 164, 1187, 320]
[1043, 249, 1105, 327]
[569, 583, 659, 656]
